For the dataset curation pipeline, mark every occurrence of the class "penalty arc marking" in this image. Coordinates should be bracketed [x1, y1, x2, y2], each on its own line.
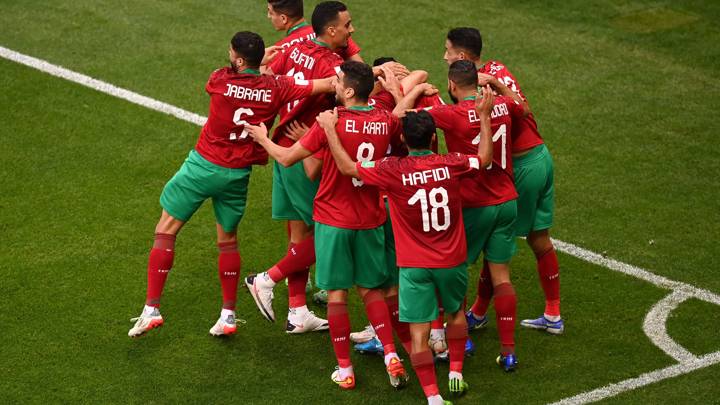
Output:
[1, 44, 719, 404]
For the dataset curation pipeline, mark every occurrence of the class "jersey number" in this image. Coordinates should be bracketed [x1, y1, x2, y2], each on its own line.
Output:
[352, 142, 375, 187]
[472, 123, 507, 170]
[230, 108, 254, 140]
[408, 187, 450, 232]
[285, 68, 306, 112]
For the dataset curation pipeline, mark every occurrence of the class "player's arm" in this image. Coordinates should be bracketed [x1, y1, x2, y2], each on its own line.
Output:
[348, 54, 364, 62]
[259, 46, 282, 75]
[475, 85, 494, 168]
[316, 108, 359, 178]
[309, 77, 338, 95]
[303, 157, 323, 181]
[392, 83, 437, 116]
[478, 73, 530, 116]
[245, 123, 312, 167]
[372, 61, 410, 80]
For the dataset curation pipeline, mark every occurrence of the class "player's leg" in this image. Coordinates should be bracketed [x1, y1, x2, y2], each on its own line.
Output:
[485, 200, 519, 371]
[354, 226, 407, 388]
[516, 145, 563, 333]
[314, 223, 356, 389]
[208, 165, 252, 336]
[381, 212, 412, 354]
[434, 264, 470, 396]
[129, 151, 210, 337]
[400, 267, 448, 404]
[462, 206, 494, 330]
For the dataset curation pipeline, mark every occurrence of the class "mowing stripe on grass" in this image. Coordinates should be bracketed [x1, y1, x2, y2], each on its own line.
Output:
[2, 45, 718, 405]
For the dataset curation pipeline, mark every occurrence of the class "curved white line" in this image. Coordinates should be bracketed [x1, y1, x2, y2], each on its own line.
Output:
[643, 290, 697, 363]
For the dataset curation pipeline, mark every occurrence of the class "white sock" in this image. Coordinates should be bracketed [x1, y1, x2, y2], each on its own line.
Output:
[384, 351, 399, 367]
[143, 305, 158, 316]
[430, 328, 445, 341]
[338, 365, 354, 379]
[544, 314, 561, 322]
[427, 394, 444, 405]
[260, 272, 276, 288]
[289, 305, 308, 315]
[449, 371, 463, 380]
[221, 308, 235, 319]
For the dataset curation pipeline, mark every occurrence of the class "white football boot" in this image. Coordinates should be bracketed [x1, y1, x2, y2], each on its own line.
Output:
[128, 306, 163, 337]
[286, 307, 329, 334]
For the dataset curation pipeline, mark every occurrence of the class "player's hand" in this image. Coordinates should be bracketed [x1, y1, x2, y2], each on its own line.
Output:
[477, 73, 498, 87]
[244, 122, 269, 141]
[475, 85, 494, 116]
[285, 120, 310, 141]
[261, 46, 281, 66]
[382, 61, 410, 80]
[422, 84, 439, 96]
[378, 66, 401, 94]
[317, 108, 339, 132]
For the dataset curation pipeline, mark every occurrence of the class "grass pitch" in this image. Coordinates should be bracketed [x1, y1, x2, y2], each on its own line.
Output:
[1, 0, 719, 403]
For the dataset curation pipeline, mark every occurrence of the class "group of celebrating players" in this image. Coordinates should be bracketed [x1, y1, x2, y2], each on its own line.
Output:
[127, 1, 563, 404]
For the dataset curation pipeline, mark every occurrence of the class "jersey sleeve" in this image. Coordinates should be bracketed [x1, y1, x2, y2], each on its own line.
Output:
[489, 62, 527, 102]
[503, 96, 525, 119]
[425, 104, 455, 131]
[356, 159, 392, 188]
[448, 153, 482, 178]
[205, 69, 223, 95]
[268, 48, 287, 74]
[276, 75, 314, 105]
[298, 122, 328, 154]
[316, 55, 343, 79]
[345, 38, 361, 58]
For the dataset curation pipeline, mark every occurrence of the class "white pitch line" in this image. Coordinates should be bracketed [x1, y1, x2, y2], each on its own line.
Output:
[550, 351, 720, 405]
[642, 290, 697, 363]
[0, 45, 207, 127]
[1, 45, 719, 404]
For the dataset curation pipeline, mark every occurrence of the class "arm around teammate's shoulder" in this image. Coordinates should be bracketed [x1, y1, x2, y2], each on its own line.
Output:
[475, 85, 494, 168]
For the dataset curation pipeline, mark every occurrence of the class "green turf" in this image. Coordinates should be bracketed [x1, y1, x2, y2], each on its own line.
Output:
[1, 0, 719, 403]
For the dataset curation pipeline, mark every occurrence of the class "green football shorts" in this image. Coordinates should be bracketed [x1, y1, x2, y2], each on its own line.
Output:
[314, 222, 388, 290]
[271, 161, 319, 225]
[463, 199, 518, 265]
[398, 264, 468, 323]
[513, 144, 554, 237]
[160, 150, 251, 233]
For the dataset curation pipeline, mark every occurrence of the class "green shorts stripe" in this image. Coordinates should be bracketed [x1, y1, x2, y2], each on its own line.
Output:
[513, 144, 554, 237]
[271, 161, 318, 225]
[314, 222, 388, 290]
[160, 150, 251, 232]
[463, 200, 518, 265]
[399, 264, 468, 323]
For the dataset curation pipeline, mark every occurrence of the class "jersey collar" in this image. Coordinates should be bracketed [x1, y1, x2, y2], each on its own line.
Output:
[287, 21, 309, 36]
[239, 68, 261, 76]
[409, 150, 433, 156]
[312, 38, 331, 48]
[347, 105, 374, 111]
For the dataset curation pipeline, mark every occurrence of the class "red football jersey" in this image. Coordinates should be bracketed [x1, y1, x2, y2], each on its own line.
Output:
[368, 89, 396, 112]
[357, 152, 481, 268]
[269, 22, 361, 72]
[299, 106, 402, 229]
[426, 96, 523, 207]
[195, 67, 313, 168]
[270, 39, 343, 147]
[478, 60, 543, 152]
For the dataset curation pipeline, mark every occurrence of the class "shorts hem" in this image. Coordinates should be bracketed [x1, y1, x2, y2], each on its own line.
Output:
[160, 202, 192, 223]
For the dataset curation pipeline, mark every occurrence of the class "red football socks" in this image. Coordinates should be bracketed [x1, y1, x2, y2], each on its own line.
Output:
[410, 350, 439, 397]
[494, 282, 517, 355]
[218, 241, 241, 310]
[445, 322, 467, 373]
[287, 269, 309, 308]
[537, 248, 561, 317]
[145, 233, 176, 307]
[328, 301, 352, 368]
[385, 295, 412, 354]
[362, 290, 397, 355]
[471, 261, 493, 317]
[267, 236, 315, 283]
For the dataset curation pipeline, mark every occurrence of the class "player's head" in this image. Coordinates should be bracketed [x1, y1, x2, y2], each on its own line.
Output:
[444, 27, 482, 65]
[372, 57, 397, 67]
[336, 61, 374, 104]
[229, 31, 265, 71]
[267, 0, 304, 31]
[401, 110, 436, 150]
[447, 59, 478, 103]
[312, 1, 354, 49]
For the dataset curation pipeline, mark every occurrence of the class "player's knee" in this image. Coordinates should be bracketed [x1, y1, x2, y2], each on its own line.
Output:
[155, 210, 184, 235]
[528, 229, 553, 256]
